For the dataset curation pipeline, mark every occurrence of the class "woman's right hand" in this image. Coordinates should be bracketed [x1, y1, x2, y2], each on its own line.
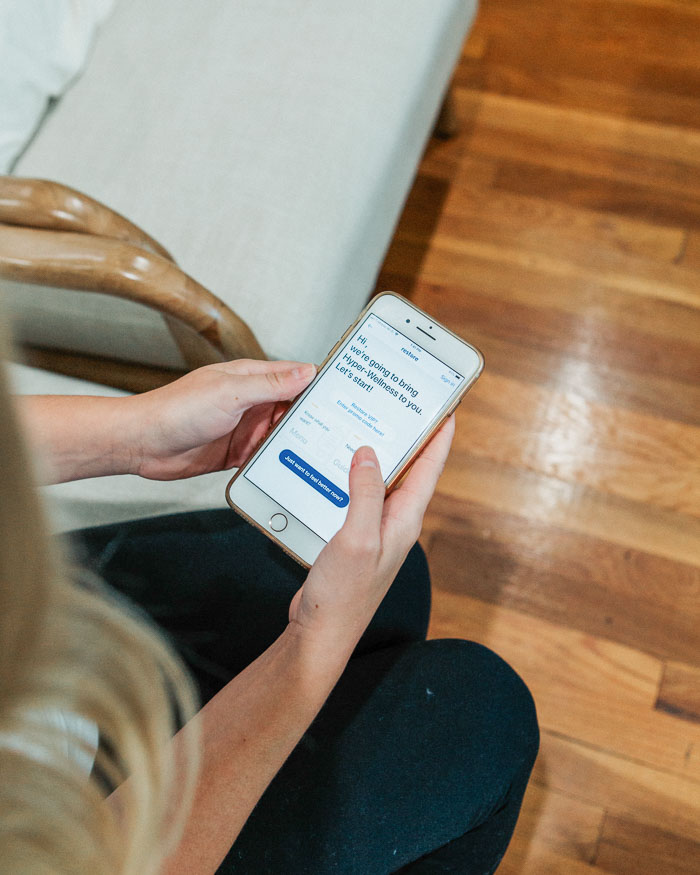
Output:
[287, 415, 455, 664]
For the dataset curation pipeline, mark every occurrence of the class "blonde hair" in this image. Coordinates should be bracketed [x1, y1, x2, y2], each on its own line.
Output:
[0, 315, 199, 873]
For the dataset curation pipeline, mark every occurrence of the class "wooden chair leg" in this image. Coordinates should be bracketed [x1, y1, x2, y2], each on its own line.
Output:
[435, 85, 459, 139]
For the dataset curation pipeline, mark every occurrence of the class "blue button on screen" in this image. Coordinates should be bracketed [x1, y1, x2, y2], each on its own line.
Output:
[279, 450, 349, 507]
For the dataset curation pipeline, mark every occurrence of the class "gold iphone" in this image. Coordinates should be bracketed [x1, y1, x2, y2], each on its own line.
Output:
[225, 292, 483, 567]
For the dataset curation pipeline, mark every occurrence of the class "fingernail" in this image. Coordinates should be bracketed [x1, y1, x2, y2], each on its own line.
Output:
[354, 447, 377, 469]
[291, 363, 316, 379]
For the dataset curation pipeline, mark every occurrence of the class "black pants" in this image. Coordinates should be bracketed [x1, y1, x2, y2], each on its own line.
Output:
[69, 509, 539, 874]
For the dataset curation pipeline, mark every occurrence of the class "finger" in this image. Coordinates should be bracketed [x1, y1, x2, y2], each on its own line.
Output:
[214, 359, 316, 377]
[382, 415, 455, 534]
[225, 363, 316, 409]
[224, 403, 277, 467]
[335, 446, 385, 551]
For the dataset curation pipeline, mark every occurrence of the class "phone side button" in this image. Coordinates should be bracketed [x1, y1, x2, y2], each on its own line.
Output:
[269, 513, 288, 532]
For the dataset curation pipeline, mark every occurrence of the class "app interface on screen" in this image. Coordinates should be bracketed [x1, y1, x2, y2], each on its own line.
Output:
[245, 313, 464, 542]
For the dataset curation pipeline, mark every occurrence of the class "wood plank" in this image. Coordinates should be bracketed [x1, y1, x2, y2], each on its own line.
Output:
[461, 25, 488, 61]
[456, 1, 700, 127]
[387, 174, 451, 237]
[433, 447, 700, 566]
[493, 158, 700, 231]
[453, 371, 700, 517]
[418, 143, 497, 187]
[498, 782, 603, 874]
[423, 493, 700, 664]
[657, 662, 700, 724]
[459, 333, 700, 429]
[393, 196, 698, 345]
[383, 265, 700, 387]
[600, 0, 700, 13]
[533, 732, 700, 843]
[499, 843, 597, 875]
[457, 90, 700, 200]
[457, 56, 700, 130]
[594, 813, 700, 875]
[419, 250, 700, 354]
[462, 89, 700, 167]
[389, 1, 700, 869]
[430, 180, 687, 264]
[385, 232, 700, 311]
[682, 230, 700, 270]
[427, 590, 700, 780]
[409, 280, 700, 421]
[468, 0, 700, 72]
[375, 276, 700, 427]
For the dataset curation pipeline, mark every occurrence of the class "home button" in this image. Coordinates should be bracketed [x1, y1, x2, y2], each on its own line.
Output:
[269, 513, 288, 532]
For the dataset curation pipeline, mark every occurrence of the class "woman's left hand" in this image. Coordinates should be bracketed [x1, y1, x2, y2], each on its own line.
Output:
[128, 359, 316, 480]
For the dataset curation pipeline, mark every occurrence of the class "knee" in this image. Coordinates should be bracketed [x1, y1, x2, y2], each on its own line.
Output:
[423, 638, 540, 772]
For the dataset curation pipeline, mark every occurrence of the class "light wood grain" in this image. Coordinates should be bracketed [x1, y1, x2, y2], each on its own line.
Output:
[493, 159, 700, 231]
[375, 4, 700, 865]
[498, 782, 603, 873]
[424, 494, 700, 665]
[434, 180, 687, 263]
[433, 449, 700, 566]
[683, 230, 700, 270]
[462, 89, 700, 167]
[657, 662, 700, 724]
[377, 282, 700, 426]
[0, 224, 265, 362]
[457, 91, 700, 202]
[594, 814, 700, 875]
[0, 177, 172, 258]
[454, 372, 700, 516]
[386, 231, 700, 309]
[533, 733, 700, 844]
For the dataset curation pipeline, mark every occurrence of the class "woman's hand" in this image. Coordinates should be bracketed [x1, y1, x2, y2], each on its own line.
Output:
[128, 359, 316, 480]
[288, 415, 455, 663]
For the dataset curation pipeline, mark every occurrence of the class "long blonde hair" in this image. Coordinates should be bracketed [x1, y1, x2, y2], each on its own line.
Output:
[0, 314, 198, 873]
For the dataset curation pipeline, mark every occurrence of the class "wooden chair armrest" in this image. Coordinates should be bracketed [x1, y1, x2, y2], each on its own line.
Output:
[0, 224, 265, 363]
[0, 176, 172, 260]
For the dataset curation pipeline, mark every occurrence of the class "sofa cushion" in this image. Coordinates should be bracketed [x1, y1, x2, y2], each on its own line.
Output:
[0, 0, 114, 172]
[5, 0, 477, 366]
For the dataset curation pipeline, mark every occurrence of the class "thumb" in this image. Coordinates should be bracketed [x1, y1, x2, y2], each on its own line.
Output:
[339, 446, 385, 547]
[233, 363, 316, 409]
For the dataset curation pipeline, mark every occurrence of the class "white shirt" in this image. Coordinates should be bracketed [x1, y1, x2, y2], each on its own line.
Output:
[0, 707, 99, 775]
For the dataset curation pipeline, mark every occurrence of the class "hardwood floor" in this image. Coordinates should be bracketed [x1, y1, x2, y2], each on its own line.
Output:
[375, 0, 700, 871]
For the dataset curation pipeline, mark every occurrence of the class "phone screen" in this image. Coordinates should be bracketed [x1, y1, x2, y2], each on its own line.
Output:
[244, 313, 464, 542]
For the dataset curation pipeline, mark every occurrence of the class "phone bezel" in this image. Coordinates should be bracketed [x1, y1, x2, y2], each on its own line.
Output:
[225, 292, 484, 567]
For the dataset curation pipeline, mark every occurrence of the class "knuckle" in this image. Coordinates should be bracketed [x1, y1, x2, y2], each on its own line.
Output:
[265, 370, 285, 390]
[226, 358, 251, 374]
[335, 530, 380, 563]
[354, 540, 381, 565]
[353, 468, 385, 493]
[360, 480, 386, 503]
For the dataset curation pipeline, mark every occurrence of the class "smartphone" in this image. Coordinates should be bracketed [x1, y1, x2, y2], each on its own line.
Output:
[225, 292, 483, 567]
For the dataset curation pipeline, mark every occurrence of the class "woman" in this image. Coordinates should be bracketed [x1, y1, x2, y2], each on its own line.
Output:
[0, 314, 538, 873]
